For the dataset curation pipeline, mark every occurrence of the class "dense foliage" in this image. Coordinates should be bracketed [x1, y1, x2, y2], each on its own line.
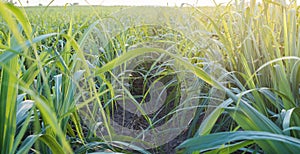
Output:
[0, 0, 300, 153]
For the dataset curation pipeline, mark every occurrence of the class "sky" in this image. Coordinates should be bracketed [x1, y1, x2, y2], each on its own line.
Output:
[13, 0, 262, 6]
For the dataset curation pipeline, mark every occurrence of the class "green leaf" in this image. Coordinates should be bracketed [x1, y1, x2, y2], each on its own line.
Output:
[0, 33, 58, 64]
[177, 131, 300, 153]
[0, 50, 18, 154]
[5, 3, 32, 39]
[38, 135, 65, 154]
[204, 141, 254, 154]
[17, 134, 65, 154]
